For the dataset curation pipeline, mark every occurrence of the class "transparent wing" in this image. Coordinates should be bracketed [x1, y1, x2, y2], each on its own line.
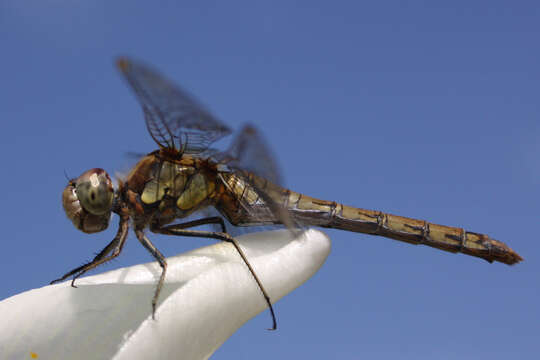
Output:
[214, 125, 282, 185]
[213, 125, 300, 232]
[116, 57, 231, 153]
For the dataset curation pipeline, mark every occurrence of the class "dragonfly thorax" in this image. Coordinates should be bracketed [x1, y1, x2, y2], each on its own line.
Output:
[137, 157, 216, 215]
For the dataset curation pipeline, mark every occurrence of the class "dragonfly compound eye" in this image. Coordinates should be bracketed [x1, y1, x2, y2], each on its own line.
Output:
[62, 168, 114, 233]
[75, 169, 114, 215]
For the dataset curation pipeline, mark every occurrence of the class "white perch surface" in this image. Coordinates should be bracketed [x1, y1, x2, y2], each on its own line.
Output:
[0, 229, 331, 360]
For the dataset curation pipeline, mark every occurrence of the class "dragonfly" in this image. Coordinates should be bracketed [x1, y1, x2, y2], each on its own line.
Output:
[52, 57, 523, 330]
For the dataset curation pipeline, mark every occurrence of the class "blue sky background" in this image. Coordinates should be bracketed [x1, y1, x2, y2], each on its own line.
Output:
[1, 1, 538, 359]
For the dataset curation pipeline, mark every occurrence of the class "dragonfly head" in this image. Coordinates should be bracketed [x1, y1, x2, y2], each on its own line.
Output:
[62, 168, 114, 233]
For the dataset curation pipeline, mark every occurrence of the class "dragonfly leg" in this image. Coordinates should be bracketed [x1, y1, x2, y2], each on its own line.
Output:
[153, 216, 227, 233]
[50, 216, 129, 286]
[153, 220, 277, 330]
[134, 229, 167, 320]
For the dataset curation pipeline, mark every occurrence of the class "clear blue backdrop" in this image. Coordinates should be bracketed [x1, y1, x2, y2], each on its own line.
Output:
[1, 1, 538, 359]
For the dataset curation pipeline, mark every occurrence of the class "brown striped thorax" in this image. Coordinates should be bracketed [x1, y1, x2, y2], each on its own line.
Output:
[122, 150, 219, 226]
[54, 56, 522, 327]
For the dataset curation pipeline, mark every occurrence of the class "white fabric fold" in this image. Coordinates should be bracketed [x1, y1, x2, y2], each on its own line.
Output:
[0, 229, 331, 360]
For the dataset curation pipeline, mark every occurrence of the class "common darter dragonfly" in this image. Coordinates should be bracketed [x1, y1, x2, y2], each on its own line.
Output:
[52, 57, 522, 329]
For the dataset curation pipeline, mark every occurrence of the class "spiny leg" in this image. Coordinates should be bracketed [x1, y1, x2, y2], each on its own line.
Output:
[156, 216, 227, 232]
[50, 240, 115, 286]
[152, 218, 277, 330]
[50, 217, 129, 286]
[135, 229, 167, 320]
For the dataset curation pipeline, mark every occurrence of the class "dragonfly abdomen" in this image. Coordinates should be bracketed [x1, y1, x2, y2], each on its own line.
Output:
[286, 192, 522, 265]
